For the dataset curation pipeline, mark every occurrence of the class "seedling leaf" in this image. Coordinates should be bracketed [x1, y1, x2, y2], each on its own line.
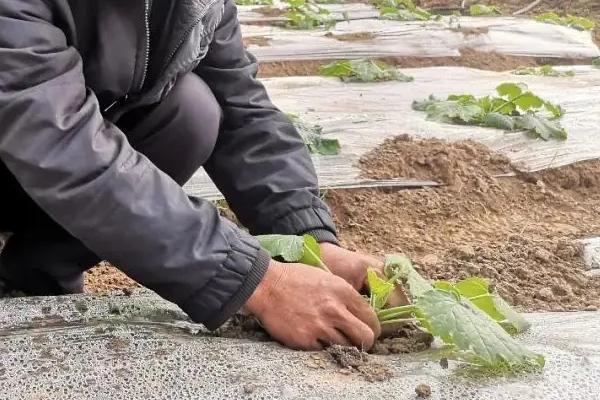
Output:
[512, 65, 575, 77]
[536, 12, 595, 31]
[320, 59, 414, 83]
[416, 289, 545, 369]
[367, 270, 396, 310]
[469, 4, 501, 16]
[453, 277, 531, 334]
[256, 234, 329, 270]
[384, 254, 432, 300]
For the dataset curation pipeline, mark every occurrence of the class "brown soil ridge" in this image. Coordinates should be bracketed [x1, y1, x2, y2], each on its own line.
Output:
[329, 135, 600, 312]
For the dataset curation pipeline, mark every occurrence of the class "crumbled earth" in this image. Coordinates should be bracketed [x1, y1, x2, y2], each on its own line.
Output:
[326, 345, 393, 382]
[415, 383, 433, 398]
[84, 262, 139, 295]
[372, 325, 434, 355]
[328, 136, 600, 312]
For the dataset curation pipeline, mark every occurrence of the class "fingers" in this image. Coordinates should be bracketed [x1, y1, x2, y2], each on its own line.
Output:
[343, 290, 381, 340]
[333, 309, 376, 349]
[319, 328, 352, 347]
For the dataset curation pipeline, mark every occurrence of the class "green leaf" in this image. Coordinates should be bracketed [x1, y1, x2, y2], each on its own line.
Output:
[376, 0, 438, 21]
[544, 100, 565, 119]
[256, 234, 327, 269]
[515, 114, 568, 140]
[469, 4, 501, 16]
[384, 254, 432, 300]
[307, 138, 341, 155]
[424, 101, 484, 124]
[320, 59, 413, 83]
[284, 0, 336, 29]
[415, 290, 545, 369]
[535, 12, 595, 31]
[484, 112, 516, 130]
[367, 269, 396, 310]
[512, 65, 575, 77]
[593, 58, 600, 68]
[496, 82, 526, 99]
[298, 234, 323, 267]
[257, 234, 305, 262]
[454, 277, 531, 334]
[514, 92, 544, 111]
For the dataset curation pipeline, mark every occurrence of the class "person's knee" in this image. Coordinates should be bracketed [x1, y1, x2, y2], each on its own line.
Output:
[167, 73, 222, 165]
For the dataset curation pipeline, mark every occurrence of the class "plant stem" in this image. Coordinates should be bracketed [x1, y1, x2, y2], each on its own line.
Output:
[380, 318, 420, 325]
[377, 304, 418, 320]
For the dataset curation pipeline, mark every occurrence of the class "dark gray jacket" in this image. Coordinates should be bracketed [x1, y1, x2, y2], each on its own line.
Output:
[0, 0, 337, 329]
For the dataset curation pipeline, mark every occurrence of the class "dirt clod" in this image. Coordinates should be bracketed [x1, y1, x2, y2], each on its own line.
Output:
[372, 326, 434, 355]
[326, 345, 393, 382]
[415, 383, 432, 398]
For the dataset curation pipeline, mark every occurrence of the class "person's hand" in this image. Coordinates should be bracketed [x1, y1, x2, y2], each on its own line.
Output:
[320, 243, 410, 306]
[244, 260, 381, 351]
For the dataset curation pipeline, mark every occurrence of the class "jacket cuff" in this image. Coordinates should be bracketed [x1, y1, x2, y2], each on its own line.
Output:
[180, 230, 271, 330]
[304, 229, 339, 245]
[269, 203, 339, 241]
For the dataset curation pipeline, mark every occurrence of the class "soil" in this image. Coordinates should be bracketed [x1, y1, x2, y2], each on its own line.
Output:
[415, 383, 433, 398]
[257, 49, 587, 78]
[84, 262, 139, 295]
[324, 31, 376, 42]
[372, 325, 434, 355]
[325, 345, 393, 382]
[243, 36, 271, 47]
[327, 136, 600, 312]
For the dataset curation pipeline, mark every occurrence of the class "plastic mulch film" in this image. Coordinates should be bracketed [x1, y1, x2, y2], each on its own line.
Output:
[0, 292, 598, 399]
[184, 66, 600, 199]
[240, 16, 600, 62]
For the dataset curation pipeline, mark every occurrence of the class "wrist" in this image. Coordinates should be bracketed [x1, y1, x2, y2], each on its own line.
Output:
[243, 260, 284, 317]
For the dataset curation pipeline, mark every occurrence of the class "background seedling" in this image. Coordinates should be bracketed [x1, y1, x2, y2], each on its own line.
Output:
[413, 82, 567, 140]
[319, 59, 414, 83]
[287, 113, 341, 155]
[469, 4, 502, 16]
[376, 0, 441, 22]
[535, 12, 595, 31]
[512, 65, 575, 77]
[284, 0, 336, 29]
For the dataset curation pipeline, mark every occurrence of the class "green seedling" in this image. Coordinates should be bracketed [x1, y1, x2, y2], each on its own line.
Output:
[413, 82, 567, 140]
[469, 4, 502, 16]
[376, 0, 441, 21]
[287, 113, 341, 155]
[284, 0, 336, 29]
[535, 12, 595, 31]
[319, 59, 414, 83]
[512, 65, 575, 77]
[258, 235, 545, 372]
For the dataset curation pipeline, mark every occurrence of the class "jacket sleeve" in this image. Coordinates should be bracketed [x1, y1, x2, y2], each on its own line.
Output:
[0, 0, 269, 330]
[194, 0, 339, 244]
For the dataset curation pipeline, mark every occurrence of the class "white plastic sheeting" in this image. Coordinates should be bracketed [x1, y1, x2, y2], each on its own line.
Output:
[0, 292, 598, 399]
[241, 16, 600, 62]
[184, 66, 600, 199]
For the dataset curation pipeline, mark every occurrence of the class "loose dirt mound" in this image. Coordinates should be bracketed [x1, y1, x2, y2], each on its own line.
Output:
[329, 136, 600, 312]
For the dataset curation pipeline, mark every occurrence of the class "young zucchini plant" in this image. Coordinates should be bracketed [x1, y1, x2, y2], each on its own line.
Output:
[257, 234, 545, 372]
[287, 113, 341, 155]
[413, 82, 567, 140]
[512, 65, 575, 77]
[469, 4, 501, 16]
[320, 59, 414, 83]
[535, 12, 595, 31]
[376, 0, 440, 22]
[284, 0, 336, 29]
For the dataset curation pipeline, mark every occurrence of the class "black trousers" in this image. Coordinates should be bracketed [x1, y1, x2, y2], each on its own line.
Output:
[0, 73, 222, 295]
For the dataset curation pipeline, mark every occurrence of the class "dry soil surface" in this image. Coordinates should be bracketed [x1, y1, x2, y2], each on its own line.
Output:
[328, 136, 600, 312]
